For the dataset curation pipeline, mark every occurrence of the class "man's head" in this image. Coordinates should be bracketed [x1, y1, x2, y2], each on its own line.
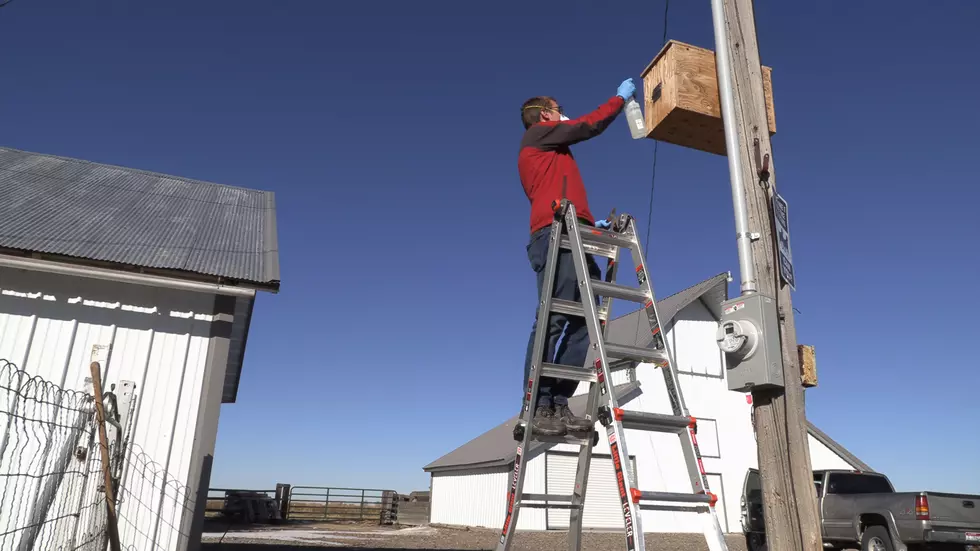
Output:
[521, 96, 564, 129]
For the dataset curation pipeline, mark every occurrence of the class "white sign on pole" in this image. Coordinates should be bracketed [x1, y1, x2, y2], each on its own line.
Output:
[772, 193, 796, 290]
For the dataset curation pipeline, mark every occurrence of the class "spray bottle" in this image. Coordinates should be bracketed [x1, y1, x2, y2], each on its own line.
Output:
[624, 96, 647, 140]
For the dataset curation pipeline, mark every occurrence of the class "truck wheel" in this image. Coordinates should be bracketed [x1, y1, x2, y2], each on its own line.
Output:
[745, 533, 766, 551]
[861, 525, 894, 551]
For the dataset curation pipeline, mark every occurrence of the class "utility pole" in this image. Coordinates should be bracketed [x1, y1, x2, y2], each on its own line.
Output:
[710, 0, 823, 550]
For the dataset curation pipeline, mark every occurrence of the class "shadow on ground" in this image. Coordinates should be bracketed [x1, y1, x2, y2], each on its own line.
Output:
[202, 546, 480, 551]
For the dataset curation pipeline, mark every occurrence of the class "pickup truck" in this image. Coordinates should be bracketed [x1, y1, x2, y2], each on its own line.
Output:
[741, 468, 980, 551]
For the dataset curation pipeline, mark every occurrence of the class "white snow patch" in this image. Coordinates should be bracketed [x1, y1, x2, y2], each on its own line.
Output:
[201, 525, 436, 544]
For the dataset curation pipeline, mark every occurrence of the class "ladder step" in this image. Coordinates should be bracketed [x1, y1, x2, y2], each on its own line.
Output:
[538, 360, 635, 384]
[636, 491, 715, 505]
[576, 225, 635, 249]
[551, 298, 609, 320]
[610, 409, 694, 433]
[590, 280, 650, 303]
[541, 363, 596, 383]
[519, 493, 583, 510]
[559, 236, 619, 259]
[605, 343, 668, 365]
[522, 493, 574, 503]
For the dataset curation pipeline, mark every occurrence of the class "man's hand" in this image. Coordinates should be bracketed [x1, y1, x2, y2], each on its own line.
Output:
[595, 219, 612, 229]
[617, 78, 636, 100]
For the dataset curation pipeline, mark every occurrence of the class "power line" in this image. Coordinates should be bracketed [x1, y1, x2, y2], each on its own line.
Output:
[643, 0, 670, 260]
[635, 0, 671, 344]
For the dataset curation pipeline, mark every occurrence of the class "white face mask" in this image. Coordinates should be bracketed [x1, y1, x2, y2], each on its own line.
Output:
[560, 114, 570, 121]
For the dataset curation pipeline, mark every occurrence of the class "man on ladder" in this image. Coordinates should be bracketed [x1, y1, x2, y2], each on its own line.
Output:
[517, 77, 637, 437]
[505, 79, 731, 551]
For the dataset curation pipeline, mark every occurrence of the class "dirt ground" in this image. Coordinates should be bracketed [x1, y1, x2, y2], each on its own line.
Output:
[200, 522, 752, 550]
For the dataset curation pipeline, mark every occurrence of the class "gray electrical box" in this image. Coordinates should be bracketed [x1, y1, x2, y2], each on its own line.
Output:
[716, 293, 784, 393]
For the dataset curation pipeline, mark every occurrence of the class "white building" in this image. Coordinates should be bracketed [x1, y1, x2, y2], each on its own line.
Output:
[423, 273, 868, 535]
[0, 147, 279, 550]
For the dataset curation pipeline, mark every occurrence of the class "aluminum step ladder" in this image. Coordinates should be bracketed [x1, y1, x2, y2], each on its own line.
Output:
[497, 199, 729, 551]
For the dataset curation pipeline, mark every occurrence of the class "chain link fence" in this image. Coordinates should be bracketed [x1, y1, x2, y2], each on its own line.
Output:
[0, 358, 193, 551]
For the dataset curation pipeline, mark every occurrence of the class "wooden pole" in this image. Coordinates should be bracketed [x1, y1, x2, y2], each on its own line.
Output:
[717, 1, 823, 549]
[89, 361, 122, 551]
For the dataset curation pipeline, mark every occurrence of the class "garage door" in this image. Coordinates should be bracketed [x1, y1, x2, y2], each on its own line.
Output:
[546, 451, 637, 530]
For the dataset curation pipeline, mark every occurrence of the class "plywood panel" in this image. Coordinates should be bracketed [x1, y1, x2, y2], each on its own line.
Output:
[640, 39, 776, 156]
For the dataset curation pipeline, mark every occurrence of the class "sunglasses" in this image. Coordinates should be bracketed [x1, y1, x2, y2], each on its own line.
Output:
[523, 104, 564, 116]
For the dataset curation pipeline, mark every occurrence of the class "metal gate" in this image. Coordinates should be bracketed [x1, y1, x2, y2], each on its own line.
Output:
[285, 486, 396, 523]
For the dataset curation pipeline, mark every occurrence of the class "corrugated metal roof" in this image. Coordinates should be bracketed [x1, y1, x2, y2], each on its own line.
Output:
[0, 147, 279, 289]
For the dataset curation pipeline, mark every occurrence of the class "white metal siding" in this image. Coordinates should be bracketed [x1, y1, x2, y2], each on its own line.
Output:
[0, 267, 221, 551]
[807, 433, 858, 470]
[672, 311, 724, 378]
[429, 455, 547, 531]
[545, 452, 637, 530]
[705, 473, 728, 532]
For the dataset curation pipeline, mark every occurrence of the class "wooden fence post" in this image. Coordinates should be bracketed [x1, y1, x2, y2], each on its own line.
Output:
[90, 361, 122, 551]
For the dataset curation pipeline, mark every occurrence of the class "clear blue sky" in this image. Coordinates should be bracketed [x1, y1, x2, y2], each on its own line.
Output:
[1, 1, 978, 496]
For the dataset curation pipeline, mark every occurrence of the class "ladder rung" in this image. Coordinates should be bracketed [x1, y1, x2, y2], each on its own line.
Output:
[519, 493, 583, 510]
[550, 299, 609, 320]
[590, 280, 650, 303]
[636, 491, 714, 505]
[540, 363, 596, 383]
[613, 410, 693, 433]
[559, 236, 619, 259]
[520, 502, 582, 509]
[518, 502, 582, 509]
[605, 343, 668, 365]
[576, 226, 635, 249]
[522, 493, 574, 503]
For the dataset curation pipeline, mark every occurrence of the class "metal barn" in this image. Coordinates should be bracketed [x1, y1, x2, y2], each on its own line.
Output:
[0, 147, 279, 551]
[423, 274, 870, 533]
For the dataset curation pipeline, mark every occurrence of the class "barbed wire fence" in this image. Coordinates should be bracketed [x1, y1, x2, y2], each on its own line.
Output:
[0, 358, 194, 551]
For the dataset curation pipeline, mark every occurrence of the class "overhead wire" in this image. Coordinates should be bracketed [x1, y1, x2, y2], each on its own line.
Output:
[631, 0, 684, 521]
[634, 0, 671, 344]
[643, 0, 670, 259]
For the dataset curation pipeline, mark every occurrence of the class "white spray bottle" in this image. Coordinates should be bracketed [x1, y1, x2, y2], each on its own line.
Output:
[624, 96, 647, 140]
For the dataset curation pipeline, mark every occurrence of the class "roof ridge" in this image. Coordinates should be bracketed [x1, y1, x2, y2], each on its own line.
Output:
[607, 271, 729, 323]
[0, 146, 274, 195]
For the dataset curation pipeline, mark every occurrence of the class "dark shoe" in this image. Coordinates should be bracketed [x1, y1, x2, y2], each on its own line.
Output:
[531, 405, 565, 437]
[556, 404, 593, 433]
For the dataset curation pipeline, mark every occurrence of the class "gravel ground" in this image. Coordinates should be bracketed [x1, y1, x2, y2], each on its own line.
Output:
[201, 523, 751, 550]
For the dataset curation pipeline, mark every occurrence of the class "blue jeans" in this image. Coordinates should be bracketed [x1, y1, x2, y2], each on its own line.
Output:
[523, 225, 602, 409]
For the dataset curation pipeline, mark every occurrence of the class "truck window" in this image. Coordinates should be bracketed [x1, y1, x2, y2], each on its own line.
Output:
[745, 470, 762, 503]
[825, 473, 892, 495]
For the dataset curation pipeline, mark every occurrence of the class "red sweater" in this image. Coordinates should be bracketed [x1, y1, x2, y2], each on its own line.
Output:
[518, 95, 625, 233]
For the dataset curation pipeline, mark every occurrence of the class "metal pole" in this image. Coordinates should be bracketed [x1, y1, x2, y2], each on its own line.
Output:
[710, 0, 758, 295]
